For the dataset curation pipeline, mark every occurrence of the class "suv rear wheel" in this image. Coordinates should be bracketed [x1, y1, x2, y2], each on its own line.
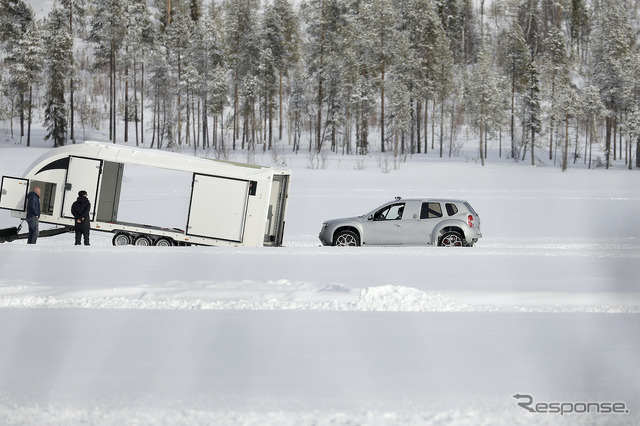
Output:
[438, 231, 464, 247]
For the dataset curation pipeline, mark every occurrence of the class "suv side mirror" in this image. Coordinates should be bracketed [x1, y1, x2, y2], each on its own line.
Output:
[368, 214, 373, 221]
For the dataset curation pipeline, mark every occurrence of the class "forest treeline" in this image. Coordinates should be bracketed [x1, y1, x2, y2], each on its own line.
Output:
[1, 0, 640, 170]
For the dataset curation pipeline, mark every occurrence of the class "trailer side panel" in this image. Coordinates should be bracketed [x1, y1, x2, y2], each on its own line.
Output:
[187, 174, 249, 243]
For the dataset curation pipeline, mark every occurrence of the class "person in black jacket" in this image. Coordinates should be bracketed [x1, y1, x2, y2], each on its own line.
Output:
[71, 190, 91, 246]
[25, 187, 41, 244]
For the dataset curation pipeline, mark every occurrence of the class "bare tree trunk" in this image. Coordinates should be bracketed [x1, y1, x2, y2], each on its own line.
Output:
[605, 116, 611, 169]
[151, 97, 157, 148]
[27, 86, 33, 147]
[125, 58, 129, 143]
[548, 80, 554, 160]
[431, 98, 436, 150]
[573, 120, 579, 165]
[317, 0, 325, 153]
[562, 114, 569, 171]
[416, 99, 421, 154]
[109, 60, 113, 142]
[449, 101, 455, 158]
[424, 99, 428, 153]
[613, 115, 617, 161]
[439, 97, 445, 158]
[531, 125, 536, 166]
[134, 58, 139, 146]
[141, 62, 144, 146]
[269, 96, 273, 150]
[177, 54, 182, 146]
[480, 102, 485, 166]
[279, 68, 283, 141]
[69, 1, 74, 144]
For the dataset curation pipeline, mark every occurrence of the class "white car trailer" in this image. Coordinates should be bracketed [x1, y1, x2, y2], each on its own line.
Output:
[0, 142, 290, 247]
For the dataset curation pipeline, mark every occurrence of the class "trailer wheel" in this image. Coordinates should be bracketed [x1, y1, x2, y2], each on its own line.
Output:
[112, 232, 131, 246]
[133, 235, 152, 246]
[154, 237, 174, 247]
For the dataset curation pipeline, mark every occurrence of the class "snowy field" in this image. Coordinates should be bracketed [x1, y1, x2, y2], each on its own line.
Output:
[0, 139, 639, 425]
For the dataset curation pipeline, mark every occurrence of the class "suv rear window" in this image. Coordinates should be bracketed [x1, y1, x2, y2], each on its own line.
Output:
[445, 203, 458, 216]
[420, 202, 442, 219]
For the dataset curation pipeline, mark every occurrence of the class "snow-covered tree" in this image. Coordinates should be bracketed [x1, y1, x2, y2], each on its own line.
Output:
[522, 57, 541, 166]
[541, 25, 570, 161]
[88, 0, 126, 142]
[263, 0, 299, 141]
[553, 84, 580, 171]
[224, 0, 260, 148]
[43, 4, 73, 147]
[8, 19, 43, 146]
[581, 84, 606, 168]
[591, 0, 635, 168]
[59, 0, 87, 143]
[190, 3, 224, 149]
[465, 42, 506, 166]
[503, 21, 530, 159]
[1, 0, 34, 140]
[121, 0, 154, 146]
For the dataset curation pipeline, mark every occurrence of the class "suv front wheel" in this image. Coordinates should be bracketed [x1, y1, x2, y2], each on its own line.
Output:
[333, 230, 360, 246]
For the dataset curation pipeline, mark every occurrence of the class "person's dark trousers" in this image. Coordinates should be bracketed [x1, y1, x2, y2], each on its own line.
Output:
[75, 228, 90, 245]
[26, 217, 39, 244]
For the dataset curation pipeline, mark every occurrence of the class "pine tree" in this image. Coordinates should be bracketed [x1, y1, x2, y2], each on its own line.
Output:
[541, 26, 569, 161]
[554, 84, 580, 171]
[190, 3, 224, 149]
[581, 84, 606, 169]
[465, 42, 505, 166]
[88, 0, 126, 143]
[592, 1, 635, 168]
[1, 0, 34, 140]
[59, 0, 87, 144]
[0, 0, 33, 51]
[120, 0, 154, 146]
[263, 0, 299, 141]
[224, 0, 260, 149]
[503, 21, 530, 159]
[44, 4, 73, 147]
[522, 57, 541, 166]
[8, 19, 43, 146]
[166, 6, 196, 147]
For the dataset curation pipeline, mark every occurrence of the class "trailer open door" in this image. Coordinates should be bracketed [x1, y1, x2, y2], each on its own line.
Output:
[263, 174, 289, 246]
[0, 176, 29, 212]
[62, 156, 102, 220]
[187, 174, 249, 243]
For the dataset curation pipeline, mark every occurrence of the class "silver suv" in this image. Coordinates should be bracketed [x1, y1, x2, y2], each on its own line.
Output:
[319, 197, 482, 247]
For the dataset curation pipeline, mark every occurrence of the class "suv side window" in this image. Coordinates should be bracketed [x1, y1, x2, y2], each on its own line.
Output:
[445, 203, 458, 216]
[373, 203, 405, 221]
[420, 202, 442, 219]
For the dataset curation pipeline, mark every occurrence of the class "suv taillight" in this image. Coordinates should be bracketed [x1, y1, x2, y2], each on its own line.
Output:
[468, 215, 474, 228]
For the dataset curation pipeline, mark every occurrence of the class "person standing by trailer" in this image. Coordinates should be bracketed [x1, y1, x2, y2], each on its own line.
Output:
[25, 187, 41, 244]
[71, 190, 91, 246]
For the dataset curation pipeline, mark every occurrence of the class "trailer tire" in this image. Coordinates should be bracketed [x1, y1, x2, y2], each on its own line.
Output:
[133, 235, 152, 246]
[154, 237, 174, 247]
[112, 232, 131, 246]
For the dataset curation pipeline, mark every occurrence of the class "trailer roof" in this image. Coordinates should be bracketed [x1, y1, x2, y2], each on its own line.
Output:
[26, 142, 283, 178]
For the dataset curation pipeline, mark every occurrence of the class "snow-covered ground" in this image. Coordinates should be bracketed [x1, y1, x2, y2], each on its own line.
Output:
[0, 140, 639, 425]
